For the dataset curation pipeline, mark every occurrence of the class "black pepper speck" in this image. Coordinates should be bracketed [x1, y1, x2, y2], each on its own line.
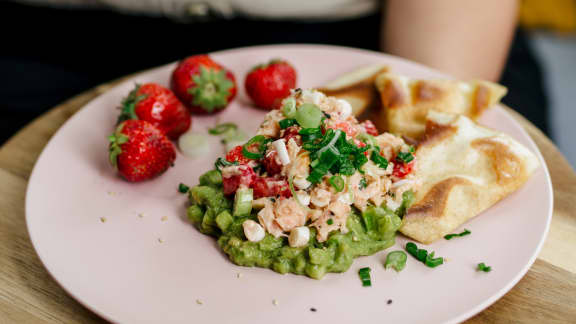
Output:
[310, 308, 317, 312]
[387, 299, 393, 305]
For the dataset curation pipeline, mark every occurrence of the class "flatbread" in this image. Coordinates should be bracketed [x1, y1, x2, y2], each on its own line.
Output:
[317, 64, 388, 118]
[374, 73, 507, 139]
[400, 111, 539, 244]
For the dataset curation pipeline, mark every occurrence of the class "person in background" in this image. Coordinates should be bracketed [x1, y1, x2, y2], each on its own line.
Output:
[0, 0, 547, 143]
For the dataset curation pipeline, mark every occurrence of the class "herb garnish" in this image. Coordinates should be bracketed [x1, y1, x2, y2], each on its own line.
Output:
[477, 263, 492, 272]
[279, 118, 297, 129]
[396, 151, 414, 164]
[301, 128, 369, 184]
[405, 242, 444, 268]
[444, 229, 471, 240]
[327, 218, 334, 225]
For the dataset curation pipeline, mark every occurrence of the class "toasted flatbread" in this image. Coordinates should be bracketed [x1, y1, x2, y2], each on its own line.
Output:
[317, 64, 388, 118]
[374, 73, 507, 139]
[400, 111, 539, 244]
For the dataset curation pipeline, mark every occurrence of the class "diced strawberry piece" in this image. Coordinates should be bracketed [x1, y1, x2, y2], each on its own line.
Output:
[252, 177, 292, 199]
[225, 145, 251, 165]
[282, 126, 302, 145]
[330, 121, 358, 138]
[222, 165, 256, 195]
[361, 120, 379, 136]
[392, 161, 414, 178]
[263, 150, 283, 176]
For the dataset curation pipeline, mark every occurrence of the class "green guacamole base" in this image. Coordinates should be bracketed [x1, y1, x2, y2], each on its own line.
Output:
[186, 170, 409, 280]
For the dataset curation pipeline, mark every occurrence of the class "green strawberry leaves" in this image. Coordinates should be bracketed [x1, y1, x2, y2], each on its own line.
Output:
[117, 84, 147, 124]
[188, 66, 233, 112]
[108, 123, 129, 168]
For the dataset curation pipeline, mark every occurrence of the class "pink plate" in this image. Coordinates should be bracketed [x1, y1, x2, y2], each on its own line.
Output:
[26, 45, 552, 324]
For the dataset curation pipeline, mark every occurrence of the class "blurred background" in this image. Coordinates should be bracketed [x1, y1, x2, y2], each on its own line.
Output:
[1, 0, 575, 166]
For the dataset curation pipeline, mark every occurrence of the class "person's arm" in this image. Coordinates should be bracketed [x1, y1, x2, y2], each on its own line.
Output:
[382, 0, 518, 81]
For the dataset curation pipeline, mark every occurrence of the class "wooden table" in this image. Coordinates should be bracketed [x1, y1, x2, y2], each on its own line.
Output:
[1, 76, 575, 323]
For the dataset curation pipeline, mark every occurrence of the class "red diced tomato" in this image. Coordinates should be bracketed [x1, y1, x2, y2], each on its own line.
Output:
[361, 120, 379, 136]
[263, 150, 283, 176]
[225, 145, 252, 165]
[222, 165, 256, 195]
[330, 121, 358, 138]
[282, 126, 302, 145]
[392, 161, 414, 178]
[252, 177, 292, 199]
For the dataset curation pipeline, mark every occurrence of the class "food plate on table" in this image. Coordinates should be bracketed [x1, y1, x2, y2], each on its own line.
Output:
[26, 44, 552, 324]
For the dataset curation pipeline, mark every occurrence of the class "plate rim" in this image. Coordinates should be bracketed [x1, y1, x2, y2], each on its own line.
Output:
[24, 43, 553, 324]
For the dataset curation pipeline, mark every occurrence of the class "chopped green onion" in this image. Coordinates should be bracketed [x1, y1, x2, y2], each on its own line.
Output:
[358, 267, 372, 287]
[477, 263, 492, 272]
[279, 118, 297, 129]
[409, 145, 416, 153]
[444, 229, 471, 240]
[425, 252, 444, 268]
[384, 251, 407, 272]
[397, 190, 415, 218]
[396, 151, 414, 164]
[295, 103, 323, 129]
[359, 177, 367, 190]
[214, 157, 238, 171]
[242, 135, 270, 159]
[329, 175, 345, 192]
[282, 97, 297, 118]
[178, 183, 190, 193]
[405, 242, 444, 268]
[208, 122, 237, 135]
[327, 218, 334, 225]
[370, 151, 389, 169]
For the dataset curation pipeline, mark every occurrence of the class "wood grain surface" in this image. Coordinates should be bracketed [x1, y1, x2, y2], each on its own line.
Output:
[1, 76, 575, 323]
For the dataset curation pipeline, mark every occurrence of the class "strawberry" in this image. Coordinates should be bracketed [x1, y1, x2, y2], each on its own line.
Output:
[245, 59, 297, 109]
[171, 55, 237, 114]
[108, 120, 176, 182]
[118, 83, 191, 140]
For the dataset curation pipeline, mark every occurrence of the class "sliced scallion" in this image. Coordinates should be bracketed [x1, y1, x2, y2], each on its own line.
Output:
[282, 97, 297, 118]
[208, 122, 238, 135]
[477, 263, 492, 272]
[444, 229, 471, 240]
[384, 251, 407, 272]
[279, 118, 297, 129]
[242, 135, 270, 159]
[295, 103, 323, 129]
[329, 175, 345, 192]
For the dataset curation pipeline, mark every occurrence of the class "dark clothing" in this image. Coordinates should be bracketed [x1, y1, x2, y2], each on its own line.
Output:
[0, 2, 548, 144]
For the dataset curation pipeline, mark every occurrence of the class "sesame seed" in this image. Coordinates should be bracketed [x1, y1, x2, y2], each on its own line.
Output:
[100, 217, 107, 223]
[138, 213, 145, 218]
[158, 238, 164, 243]
[272, 299, 279, 306]
[353, 236, 359, 242]
[196, 299, 203, 305]
[310, 307, 317, 312]
[387, 299, 393, 305]
[237, 273, 243, 279]
[161, 216, 168, 222]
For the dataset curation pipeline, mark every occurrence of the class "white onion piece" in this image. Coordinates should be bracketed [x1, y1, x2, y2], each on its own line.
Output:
[337, 99, 352, 119]
[289, 226, 310, 247]
[178, 132, 210, 158]
[242, 220, 265, 242]
[296, 191, 311, 206]
[272, 139, 290, 165]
